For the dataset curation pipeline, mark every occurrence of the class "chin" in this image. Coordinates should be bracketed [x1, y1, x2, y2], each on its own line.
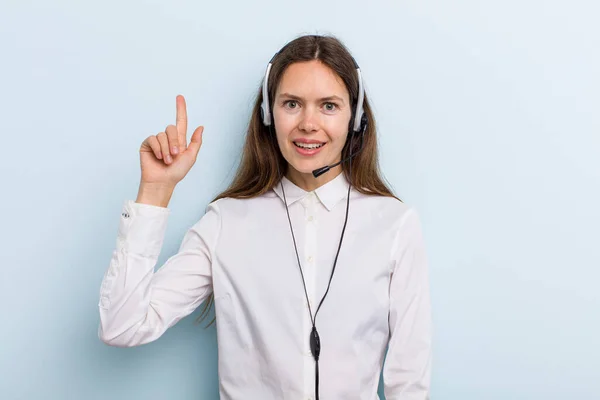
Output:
[288, 161, 320, 175]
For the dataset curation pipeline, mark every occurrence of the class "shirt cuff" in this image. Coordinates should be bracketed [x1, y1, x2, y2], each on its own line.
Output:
[116, 199, 171, 258]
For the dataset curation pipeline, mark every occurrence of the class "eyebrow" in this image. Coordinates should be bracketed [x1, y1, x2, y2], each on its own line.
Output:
[277, 92, 346, 104]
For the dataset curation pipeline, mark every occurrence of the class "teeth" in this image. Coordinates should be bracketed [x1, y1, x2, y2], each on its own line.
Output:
[294, 142, 325, 149]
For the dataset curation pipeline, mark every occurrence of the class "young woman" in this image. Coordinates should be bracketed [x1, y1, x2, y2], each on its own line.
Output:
[98, 34, 432, 400]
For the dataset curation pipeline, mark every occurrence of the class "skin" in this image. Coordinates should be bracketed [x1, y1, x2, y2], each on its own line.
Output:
[273, 60, 352, 192]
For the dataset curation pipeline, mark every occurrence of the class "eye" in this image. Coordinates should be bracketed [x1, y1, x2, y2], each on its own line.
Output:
[323, 102, 338, 112]
[284, 100, 299, 109]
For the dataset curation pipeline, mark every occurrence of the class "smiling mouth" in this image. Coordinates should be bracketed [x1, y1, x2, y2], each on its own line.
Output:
[293, 142, 326, 149]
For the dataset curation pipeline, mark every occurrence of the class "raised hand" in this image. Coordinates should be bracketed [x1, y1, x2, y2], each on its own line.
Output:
[139, 95, 204, 188]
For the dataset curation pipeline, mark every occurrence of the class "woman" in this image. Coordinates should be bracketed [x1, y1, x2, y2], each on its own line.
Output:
[98, 34, 432, 400]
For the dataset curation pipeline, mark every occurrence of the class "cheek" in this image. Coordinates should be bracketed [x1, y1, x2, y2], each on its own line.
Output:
[273, 111, 296, 137]
[324, 117, 351, 143]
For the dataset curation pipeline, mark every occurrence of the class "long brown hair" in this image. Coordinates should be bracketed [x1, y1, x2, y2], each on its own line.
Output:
[194, 34, 401, 327]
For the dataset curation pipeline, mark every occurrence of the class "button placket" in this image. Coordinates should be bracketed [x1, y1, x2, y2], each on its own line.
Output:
[302, 192, 318, 394]
[305, 193, 317, 310]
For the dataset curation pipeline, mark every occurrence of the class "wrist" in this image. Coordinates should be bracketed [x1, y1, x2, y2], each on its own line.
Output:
[136, 182, 175, 208]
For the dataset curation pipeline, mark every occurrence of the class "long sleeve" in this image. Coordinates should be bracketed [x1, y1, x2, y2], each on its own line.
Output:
[98, 199, 221, 347]
[383, 209, 432, 399]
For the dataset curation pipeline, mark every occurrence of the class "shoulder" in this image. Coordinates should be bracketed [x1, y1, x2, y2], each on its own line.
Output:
[351, 189, 418, 228]
[204, 191, 278, 219]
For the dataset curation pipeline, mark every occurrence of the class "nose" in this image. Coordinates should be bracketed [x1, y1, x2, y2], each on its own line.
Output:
[298, 106, 319, 132]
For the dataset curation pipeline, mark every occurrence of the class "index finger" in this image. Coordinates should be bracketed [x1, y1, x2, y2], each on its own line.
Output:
[176, 94, 188, 142]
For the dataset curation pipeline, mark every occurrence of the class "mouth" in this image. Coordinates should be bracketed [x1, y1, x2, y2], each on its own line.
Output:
[293, 141, 326, 156]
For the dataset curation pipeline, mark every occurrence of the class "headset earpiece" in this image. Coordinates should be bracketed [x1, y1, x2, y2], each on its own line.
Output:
[359, 113, 368, 134]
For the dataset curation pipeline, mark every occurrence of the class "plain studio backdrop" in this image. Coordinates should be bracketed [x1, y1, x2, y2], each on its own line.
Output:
[1, 0, 598, 399]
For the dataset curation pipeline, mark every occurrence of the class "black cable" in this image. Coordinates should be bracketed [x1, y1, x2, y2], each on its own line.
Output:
[275, 126, 358, 400]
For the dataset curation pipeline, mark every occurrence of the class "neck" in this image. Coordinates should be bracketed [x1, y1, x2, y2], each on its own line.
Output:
[286, 164, 343, 192]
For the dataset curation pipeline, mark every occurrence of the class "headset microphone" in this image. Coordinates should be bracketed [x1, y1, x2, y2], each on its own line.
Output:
[311, 114, 368, 178]
[261, 54, 367, 180]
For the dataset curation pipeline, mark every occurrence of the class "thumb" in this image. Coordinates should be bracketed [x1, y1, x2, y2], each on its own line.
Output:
[187, 126, 204, 158]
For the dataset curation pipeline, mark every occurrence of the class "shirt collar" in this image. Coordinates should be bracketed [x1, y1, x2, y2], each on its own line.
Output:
[272, 171, 350, 211]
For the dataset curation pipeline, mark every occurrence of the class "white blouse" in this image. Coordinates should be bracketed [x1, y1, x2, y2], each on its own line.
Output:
[98, 171, 432, 400]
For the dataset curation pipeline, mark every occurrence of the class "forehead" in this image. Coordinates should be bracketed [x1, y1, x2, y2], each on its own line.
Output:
[276, 60, 349, 99]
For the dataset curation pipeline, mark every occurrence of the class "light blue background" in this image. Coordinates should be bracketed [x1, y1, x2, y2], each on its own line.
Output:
[1, 0, 598, 399]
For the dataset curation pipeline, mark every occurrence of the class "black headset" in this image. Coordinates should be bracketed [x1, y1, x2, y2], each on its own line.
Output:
[260, 43, 368, 400]
[261, 51, 368, 177]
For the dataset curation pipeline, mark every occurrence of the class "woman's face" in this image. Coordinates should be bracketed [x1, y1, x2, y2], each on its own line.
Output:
[273, 60, 352, 185]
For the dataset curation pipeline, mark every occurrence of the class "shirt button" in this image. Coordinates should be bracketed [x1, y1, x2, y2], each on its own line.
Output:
[307, 256, 313, 263]
[307, 215, 314, 221]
